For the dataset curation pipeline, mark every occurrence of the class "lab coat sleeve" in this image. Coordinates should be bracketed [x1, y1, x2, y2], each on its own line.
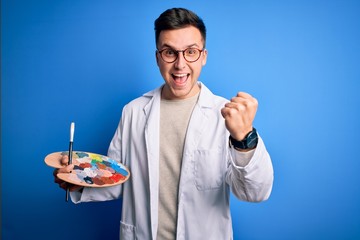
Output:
[70, 114, 125, 204]
[70, 185, 122, 203]
[226, 136, 274, 202]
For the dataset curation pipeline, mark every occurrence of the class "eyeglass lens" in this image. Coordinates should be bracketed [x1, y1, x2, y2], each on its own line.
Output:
[159, 48, 202, 63]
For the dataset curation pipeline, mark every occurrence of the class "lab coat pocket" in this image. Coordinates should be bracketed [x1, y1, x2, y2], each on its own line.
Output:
[193, 149, 224, 191]
[120, 221, 136, 240]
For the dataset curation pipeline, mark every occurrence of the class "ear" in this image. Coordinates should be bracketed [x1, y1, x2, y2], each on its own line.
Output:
[155, 50, 160, 66]
[201, 49, 208, 66]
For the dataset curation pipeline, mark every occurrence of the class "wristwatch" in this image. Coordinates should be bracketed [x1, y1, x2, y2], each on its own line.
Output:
[229, 128, 258, 150]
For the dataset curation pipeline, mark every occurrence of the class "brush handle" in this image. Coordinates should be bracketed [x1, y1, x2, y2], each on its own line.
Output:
[68, 142, 73, 164]
[65, 141, 73, 202]
[66, 122, 75, 202]
[65, 188, 70, 202]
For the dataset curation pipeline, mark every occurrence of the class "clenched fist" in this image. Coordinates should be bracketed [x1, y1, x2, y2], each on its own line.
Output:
[221, 92, 258, 141]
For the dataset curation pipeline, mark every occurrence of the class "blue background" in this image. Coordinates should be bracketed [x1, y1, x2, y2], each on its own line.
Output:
[2, 0, 360, 239]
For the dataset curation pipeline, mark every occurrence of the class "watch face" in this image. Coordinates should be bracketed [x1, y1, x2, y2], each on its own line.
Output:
[229, 128, 258, 149]
[246, 131, 258, 149]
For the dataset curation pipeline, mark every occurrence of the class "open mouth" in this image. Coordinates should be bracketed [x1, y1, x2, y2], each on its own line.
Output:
[172, 73, 190, 86]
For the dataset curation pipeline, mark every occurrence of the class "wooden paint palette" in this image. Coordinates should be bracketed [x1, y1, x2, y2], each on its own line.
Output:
[45, 151, 130, 188]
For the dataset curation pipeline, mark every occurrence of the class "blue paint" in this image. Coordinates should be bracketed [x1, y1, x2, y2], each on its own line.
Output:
[76, 152, 89, 158]
[83, 176, 93, 185]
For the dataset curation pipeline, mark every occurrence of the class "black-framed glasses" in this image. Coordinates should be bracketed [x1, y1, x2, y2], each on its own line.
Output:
[157, 48, 204, 63]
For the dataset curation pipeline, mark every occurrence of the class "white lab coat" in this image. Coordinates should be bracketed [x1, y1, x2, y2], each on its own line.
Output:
[71, 82, 274, 240]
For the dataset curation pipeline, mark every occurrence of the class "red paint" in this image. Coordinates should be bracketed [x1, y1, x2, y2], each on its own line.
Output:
[92, 177, 105, 185]
[79, 162, 92, 169]
[101, 177, 114, 184]
[110, 173, 126, 182]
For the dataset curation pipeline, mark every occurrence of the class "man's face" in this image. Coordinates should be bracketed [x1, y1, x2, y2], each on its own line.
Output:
[156, 26, 207, 100]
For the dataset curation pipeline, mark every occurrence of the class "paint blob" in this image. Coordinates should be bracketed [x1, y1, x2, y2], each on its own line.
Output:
[60, 151, 129, 187]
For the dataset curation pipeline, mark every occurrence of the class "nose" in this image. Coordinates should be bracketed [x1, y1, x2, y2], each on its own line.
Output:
[174, 51, 186, 69]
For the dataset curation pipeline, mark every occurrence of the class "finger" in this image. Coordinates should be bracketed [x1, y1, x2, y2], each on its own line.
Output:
[69, 185, 83, 192]
[236, 92, 253, 99]
[59, 181, 68, 190]
[221, 105, 238, 118]
[60, 155, 69, 166]
[221, 107, 227, 118]
[224, 101, 247, 110]
[54, 165, 73, 182]
[228, 99, 258, 112]
[53, 168, 58, 177]
[231, 95, 257, 105]
[230, 91, 257, 102]
[54, 177, 64, 185]
[53, 165, 74, 184]
[60, 182, 82, 192]
[58, 164, 74, 173]
[223, 103, 250, 118]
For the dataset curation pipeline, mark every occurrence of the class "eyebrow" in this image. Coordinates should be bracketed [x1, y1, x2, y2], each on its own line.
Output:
[159, 43, 201, 50]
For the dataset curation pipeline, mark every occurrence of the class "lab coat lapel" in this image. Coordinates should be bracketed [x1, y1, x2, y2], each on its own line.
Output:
[143, 87, 161, 240]
[184, 83, 214, 151]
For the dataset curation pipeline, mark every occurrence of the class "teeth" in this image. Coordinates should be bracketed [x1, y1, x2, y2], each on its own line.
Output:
[173, 73, 187, 77]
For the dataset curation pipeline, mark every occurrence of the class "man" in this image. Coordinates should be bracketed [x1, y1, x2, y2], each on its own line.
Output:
[54, 7, 274, 240]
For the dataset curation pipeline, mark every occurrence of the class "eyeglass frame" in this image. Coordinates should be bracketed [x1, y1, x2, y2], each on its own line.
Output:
[156, 47, 205, 63]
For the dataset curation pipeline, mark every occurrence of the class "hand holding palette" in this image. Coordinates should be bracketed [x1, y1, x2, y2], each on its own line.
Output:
[45, 151, 130, 188]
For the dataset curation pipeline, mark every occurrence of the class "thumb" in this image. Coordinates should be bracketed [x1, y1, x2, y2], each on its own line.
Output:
[58, 164, 74, 173]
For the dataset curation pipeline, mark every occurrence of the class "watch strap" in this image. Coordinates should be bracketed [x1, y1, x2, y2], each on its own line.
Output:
[229, 128, 258, 150]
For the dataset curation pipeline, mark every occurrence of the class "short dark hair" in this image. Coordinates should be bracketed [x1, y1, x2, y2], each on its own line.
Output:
[154, 8, 207, 47]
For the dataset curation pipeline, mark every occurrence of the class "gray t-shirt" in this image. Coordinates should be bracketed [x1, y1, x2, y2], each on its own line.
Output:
[157, 93, 199, 239]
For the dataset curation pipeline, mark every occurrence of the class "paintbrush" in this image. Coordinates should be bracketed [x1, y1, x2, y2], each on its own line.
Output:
[66, 122, 75, 202]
